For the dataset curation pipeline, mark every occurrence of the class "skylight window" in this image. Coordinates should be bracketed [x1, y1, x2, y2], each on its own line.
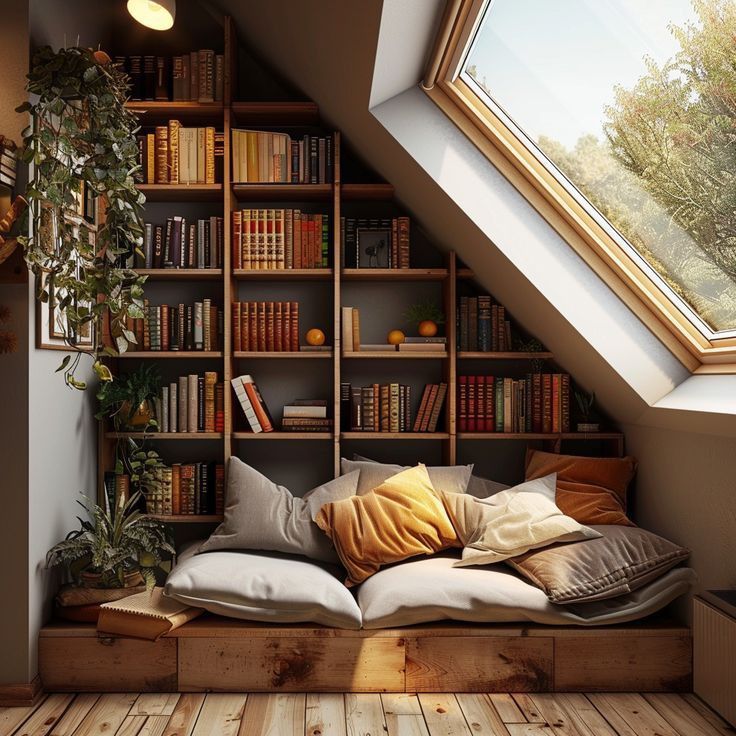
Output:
[459, 0, 736, 337]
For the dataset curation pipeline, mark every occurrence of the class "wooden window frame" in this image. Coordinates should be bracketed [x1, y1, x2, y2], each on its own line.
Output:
[422, 0, 736, 373]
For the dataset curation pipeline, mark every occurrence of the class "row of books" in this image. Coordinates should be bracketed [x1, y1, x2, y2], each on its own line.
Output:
[0, 135, 17, 188]
[231, 129, 333, 184]
[135, 216, 223, 270]
[118, 51, 224, 103]
[143, 462, 225, 516]
[232, 301, 303, 353]
[232, 209, 329, 270]
[340, 382, 426, 433]
[153, 372, 225, 434]
[458, 295, 513, 352]
[136, 122, 222, 185]
[341, 217, 411, 269]
[458, 374, 571, 433]
[231, 374, 274, 433]
[125, 299, 223, 353]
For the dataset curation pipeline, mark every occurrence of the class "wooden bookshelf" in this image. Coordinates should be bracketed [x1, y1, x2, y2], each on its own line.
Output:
[98, 16, 625, 526]
[147, 514, 224, 523]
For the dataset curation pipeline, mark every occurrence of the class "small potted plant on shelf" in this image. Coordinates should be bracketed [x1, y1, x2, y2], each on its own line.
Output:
[96, 364, 160, 430]
[574, 388, 599, 432]
[403, 300, 445, 337]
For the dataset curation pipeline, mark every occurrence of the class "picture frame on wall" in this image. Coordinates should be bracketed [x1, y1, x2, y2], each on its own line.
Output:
[357, 228, 391, 269]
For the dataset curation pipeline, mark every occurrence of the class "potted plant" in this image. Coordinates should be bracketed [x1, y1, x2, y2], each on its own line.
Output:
[404, 300, 445, 337]
[16, 45, 147, 389]
[574, 388, 599, 432]
[47, 491, 174, 592]
[96, 364, 160, 430]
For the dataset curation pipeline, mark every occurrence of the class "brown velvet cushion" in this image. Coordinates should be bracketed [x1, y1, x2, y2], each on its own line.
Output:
[507, 525, 689, 603]
[525, 449, 637, 526]
[315, 464, 459, 586]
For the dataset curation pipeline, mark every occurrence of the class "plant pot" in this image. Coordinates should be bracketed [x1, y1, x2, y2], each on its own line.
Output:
[80, 569, 144, 589]
[116, 399, 155, 430]
[576, 422, 600, 433]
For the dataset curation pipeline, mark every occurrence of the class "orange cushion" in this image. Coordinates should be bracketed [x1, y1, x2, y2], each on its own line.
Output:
[525, 449, 637, 526]
[315, 464, 459, 586]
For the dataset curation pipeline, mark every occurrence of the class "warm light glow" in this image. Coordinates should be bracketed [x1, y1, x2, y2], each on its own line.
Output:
[127, 0, 176, 31]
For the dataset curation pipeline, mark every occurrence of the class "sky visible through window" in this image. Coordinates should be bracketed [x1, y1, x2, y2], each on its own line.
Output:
[463, 0, 736, 335]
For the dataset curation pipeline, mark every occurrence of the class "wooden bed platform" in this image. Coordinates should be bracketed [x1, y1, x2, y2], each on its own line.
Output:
[38, 616, 692, 693]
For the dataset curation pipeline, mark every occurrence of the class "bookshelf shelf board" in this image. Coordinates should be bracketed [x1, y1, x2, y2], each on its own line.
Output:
[234, 351, 333, 359]
[104, 432, 224, 440]
[115, 351, 224, 359]
[341, 183, 395, 200]
[342, 268, 449, 281]
[148, 514, 224, 523]
[137, 184, 224, 202]
[342, 351, 448, 359]
[124, 101, 224, 121]
[458, 432, 624, 441]
[341, 432, 450, 440]
[457, 268, 475, 279]
[458, 351, 554, 360]
[233, 431, 333, 440]
[136, 268, 223, 281]
[231, 101, 320, 124]
[232, 183, 333, 201]
[233, 268, 333, 281]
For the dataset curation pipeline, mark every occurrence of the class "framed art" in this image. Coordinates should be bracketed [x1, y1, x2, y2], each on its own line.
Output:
[357, 228, 391, 268]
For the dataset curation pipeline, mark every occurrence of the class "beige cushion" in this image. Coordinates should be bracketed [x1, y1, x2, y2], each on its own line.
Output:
[199, 457, 360, 563]
[341, 457, 472, 495]
[507, 524, 690, 603]
[444, 474, 601, 567]
[358, 551, 696, 629]
[165, 543, 362, 629]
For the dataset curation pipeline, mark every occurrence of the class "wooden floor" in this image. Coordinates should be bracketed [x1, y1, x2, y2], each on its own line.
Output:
[0, 691, 733, 736]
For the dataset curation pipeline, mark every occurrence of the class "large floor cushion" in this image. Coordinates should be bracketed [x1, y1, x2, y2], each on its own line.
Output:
[165, 545, 362, 629]
[358, 552, 696, 629]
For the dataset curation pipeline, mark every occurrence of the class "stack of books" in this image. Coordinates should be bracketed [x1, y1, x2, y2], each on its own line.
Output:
[154, 372, 225, 434]
[413, 383, 448, 432]
[232, 209, 329, 269]
[232, 301, 300, 352]
[282, 400, 332, 433]
[117, 50, 224, 102]
[458, 295, 512, 352]
[341, 216, 410, 269]
[0, 135, 17, 188]
[341, 383, 415, 433]
[129, 216, 223, 269]
[124, 299, 222, 352]
[231, 129, 333, 184]
[231, 374, 274, 433]
[398, 337, 446, 353]
[136, 121, 223, 185]
[458, 373, 570, 433]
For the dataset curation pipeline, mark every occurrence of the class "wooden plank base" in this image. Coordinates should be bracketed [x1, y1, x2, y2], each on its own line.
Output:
[38, 617, 692, 693]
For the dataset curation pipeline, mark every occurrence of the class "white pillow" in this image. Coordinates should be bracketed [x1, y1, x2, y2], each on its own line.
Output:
[199, 457, 360, 563]
[452, 474, 602, 567]
[165, 543, 362, 629]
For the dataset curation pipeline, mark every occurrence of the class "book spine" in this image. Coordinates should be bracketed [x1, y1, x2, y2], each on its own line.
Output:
[188, 374, 199, 433]
[154, 126, 169, 184]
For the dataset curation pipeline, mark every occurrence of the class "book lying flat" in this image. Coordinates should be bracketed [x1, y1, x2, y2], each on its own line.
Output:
[97, 588, 203, 641]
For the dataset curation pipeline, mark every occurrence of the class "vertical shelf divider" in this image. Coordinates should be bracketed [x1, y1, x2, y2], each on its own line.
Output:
[333, 132, 342, 477]
[444, 250, 457, 465]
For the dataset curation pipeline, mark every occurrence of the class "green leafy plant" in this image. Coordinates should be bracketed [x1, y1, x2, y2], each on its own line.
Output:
[96, 363, 160, 428]
[403, 300, 445, 327]
[116, 436, 165, 497]
[46, 492, 174, 590]
[574, 388, 596, 421]
[16, 45, 147, 389]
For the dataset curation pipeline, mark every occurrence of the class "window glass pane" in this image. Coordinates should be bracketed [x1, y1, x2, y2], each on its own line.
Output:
[462, 0, 736, 335]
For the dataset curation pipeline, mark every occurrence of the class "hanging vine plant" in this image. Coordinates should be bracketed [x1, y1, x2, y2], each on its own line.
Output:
[16, 45, 147, 388]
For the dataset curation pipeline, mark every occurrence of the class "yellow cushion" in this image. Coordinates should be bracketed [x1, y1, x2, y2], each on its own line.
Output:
[315, 464, 459, 586]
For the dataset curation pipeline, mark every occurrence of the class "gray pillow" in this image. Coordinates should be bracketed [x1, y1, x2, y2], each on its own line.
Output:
[350, 454, 505, 498]
[199, 457, 360, 563]
[341, 457, 473, 496]
[165, 543, 362, 629]
[507, 525, 690, 603]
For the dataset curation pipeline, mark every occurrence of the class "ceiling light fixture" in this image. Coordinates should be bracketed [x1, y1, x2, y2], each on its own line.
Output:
[127, 0, 176, 30]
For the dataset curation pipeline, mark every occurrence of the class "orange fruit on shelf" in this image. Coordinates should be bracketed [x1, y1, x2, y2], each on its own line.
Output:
[387, 329, 406, 345]
[418, 320, 438, 337]
[305, 328, 326, 346]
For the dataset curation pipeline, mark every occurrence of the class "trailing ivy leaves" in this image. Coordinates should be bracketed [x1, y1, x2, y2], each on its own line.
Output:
[16, 45, 147, 389]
